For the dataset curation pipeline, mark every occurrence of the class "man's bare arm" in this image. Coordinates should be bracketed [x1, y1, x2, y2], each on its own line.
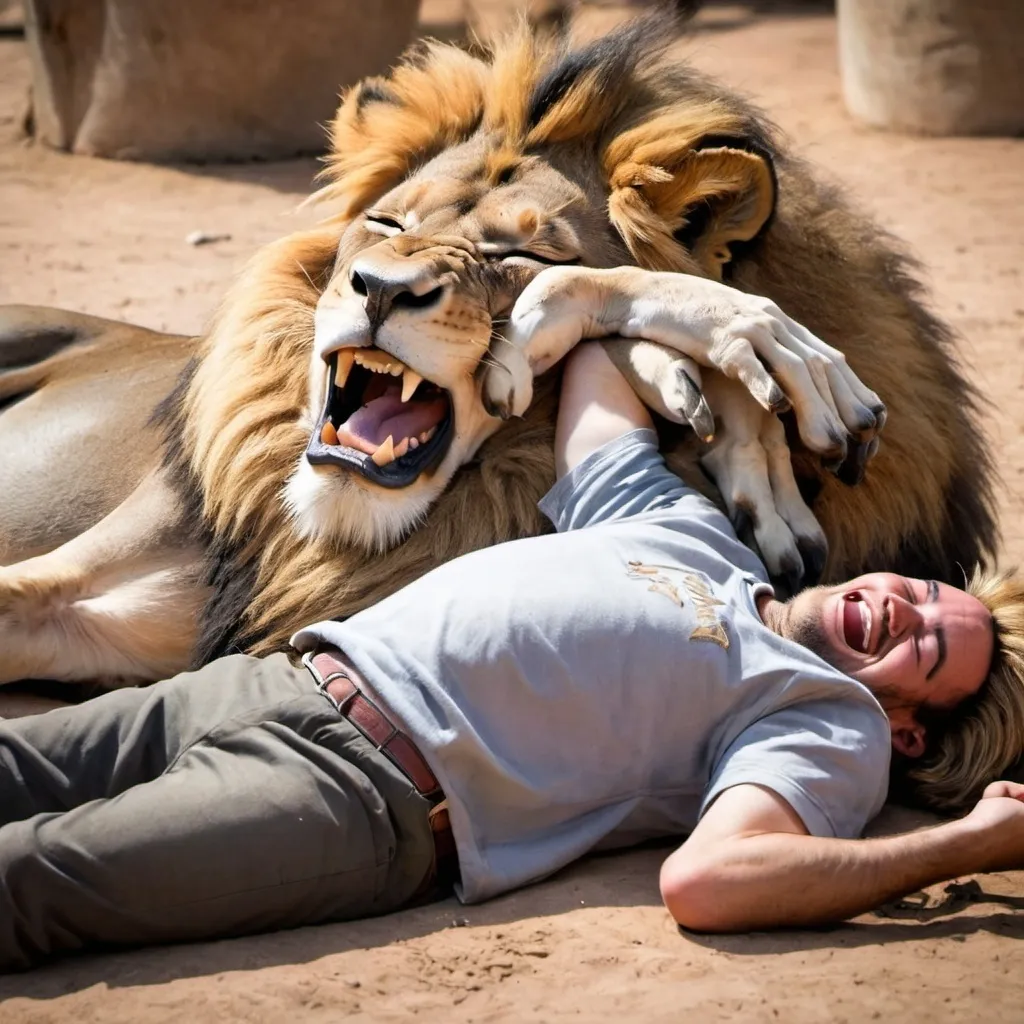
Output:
[662, 782, 1024, 932]
[554, 343, 654, 478]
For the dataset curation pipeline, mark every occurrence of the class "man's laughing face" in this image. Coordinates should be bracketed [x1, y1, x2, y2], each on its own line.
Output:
[779, 572, 994, 757]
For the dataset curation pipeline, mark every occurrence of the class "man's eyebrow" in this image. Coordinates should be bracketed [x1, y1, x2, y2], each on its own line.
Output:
[923, 580, 945, 681]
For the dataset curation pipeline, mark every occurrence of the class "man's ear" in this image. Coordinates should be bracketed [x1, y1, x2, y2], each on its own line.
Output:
[651, 146, 776, 280]
[891, 719, 927, 759]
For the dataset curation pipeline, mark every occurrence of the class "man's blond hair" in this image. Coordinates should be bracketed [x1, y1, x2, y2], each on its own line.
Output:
[906, 568, 1024, 811]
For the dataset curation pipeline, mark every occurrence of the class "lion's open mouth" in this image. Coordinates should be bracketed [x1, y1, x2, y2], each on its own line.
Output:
[305, 348, 453, 488]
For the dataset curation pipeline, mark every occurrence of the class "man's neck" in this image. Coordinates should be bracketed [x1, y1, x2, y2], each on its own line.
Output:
[757, 592, 788, 639]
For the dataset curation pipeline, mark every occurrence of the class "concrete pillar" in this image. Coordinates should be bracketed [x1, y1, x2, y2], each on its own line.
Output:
[23, 0, 421, 161]
[838, 0, 1024, 135]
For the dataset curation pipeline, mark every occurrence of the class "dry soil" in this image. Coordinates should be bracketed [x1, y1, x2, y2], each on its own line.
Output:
[0, 4, 1023, 1022]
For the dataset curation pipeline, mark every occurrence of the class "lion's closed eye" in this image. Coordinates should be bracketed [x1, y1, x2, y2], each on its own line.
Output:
[365, 213, 404, 236]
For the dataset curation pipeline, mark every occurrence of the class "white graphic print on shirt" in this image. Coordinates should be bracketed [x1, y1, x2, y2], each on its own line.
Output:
[626, 560, 730, 649]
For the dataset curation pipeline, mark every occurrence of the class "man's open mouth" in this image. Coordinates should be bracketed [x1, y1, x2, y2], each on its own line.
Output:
[305, 348, 453, 488]
[841, 593, 873, 654]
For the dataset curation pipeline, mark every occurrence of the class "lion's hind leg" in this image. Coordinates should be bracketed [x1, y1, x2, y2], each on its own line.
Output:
[0, 467, 208, 687]
[0, 305, 193, 564]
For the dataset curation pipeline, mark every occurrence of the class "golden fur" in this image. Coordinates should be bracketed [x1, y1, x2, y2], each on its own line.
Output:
[171, 15, 993, 660]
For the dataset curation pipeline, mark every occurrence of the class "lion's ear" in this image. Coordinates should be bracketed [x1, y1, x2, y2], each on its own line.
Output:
[650, 146, 776, 279]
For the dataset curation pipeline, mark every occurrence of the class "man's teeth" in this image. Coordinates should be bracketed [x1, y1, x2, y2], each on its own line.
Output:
[333, 348, 424, 402]
[860, 603, 871, 653]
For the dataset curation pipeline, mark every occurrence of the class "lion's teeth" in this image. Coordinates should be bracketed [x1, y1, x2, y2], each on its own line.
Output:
[334, 350, 355, 389]
[409, 436, 419, 450]
[401, 369, 423, 403]
[321, 420, 338, 446]
[419, 426, 436, 444]
[371, 434, 396, 466]
[354, 349, 407, 375]
[394, 437, 410, 459]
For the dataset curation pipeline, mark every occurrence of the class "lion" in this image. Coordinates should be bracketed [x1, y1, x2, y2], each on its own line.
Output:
[0, 9, 996, 688]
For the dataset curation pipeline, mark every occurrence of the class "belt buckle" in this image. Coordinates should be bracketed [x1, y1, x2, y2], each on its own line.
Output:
[302, 651, 330, 695]
[303, 650, 358, 713]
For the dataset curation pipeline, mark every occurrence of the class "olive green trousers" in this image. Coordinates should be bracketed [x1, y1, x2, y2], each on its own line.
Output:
[0, 653, 436, 971]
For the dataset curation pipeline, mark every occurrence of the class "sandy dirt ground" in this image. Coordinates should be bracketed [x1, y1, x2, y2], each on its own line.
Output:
[1, 2, 1024, 1021]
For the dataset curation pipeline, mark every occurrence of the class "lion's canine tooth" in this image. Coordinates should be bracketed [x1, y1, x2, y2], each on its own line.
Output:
[401, 369, 423, 403]
[334, 350, 355, 388]
[321, 420, 339, 446]
[394, 437, 410, 459]
[371, 434, 396, 466]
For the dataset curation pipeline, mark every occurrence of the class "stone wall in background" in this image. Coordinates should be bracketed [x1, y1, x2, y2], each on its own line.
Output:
[22, 0, 420, 161]
[838, 0, 1024, 136]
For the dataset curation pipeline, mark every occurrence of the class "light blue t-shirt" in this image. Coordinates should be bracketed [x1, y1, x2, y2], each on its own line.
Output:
[293, 429, 891, 903]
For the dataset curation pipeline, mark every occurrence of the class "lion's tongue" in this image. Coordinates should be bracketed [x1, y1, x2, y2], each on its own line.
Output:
[339, 385, 448, 457]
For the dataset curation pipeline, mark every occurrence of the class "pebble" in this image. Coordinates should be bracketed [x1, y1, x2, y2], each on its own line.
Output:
[185, 230, 232, 246]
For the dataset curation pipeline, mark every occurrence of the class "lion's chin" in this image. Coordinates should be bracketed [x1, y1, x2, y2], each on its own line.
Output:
[283, 457, 439, 553]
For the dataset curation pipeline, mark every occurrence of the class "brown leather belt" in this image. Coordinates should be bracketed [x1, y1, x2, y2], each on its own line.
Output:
[303, 647, 458, 894]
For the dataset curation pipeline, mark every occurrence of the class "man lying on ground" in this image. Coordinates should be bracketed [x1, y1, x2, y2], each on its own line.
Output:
[0, 295, 1022, 970]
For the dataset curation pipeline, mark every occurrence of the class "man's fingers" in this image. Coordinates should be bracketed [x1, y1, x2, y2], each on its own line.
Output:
[984, 780, 1024, 801]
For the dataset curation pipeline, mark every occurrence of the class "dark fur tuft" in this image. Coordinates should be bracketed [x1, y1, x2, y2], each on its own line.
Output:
[153, 358, 261, 664]
[356, 79, 399, 113]
[526, 6, 698, 130]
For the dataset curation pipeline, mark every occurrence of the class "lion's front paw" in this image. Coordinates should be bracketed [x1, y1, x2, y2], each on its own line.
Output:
[701, 375, 828, 595]
[480, 334, 535, 420]
[601, 339, 715, 442]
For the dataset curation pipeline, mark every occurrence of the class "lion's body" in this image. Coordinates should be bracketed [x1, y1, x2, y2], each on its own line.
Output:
[0, 307, 193, 563]
[0, 12, 996, 686]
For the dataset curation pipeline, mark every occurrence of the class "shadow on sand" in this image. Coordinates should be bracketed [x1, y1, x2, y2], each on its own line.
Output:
[1, 832, 1022, 1001]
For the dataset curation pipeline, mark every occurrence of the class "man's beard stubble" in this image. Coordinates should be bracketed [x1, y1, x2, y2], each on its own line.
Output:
[779, 589, 903, 708]
[783, 598, 835, 667]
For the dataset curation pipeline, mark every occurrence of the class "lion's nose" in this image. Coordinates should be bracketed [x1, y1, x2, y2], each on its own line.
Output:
[349, 257, 444, 330]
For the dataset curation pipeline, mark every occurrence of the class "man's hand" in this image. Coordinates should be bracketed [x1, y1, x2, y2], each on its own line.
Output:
[483, 266, 885, 472]
[963, 781, 1024, 872]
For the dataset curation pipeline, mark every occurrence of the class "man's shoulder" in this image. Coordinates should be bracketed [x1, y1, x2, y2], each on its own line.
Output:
[736, 607, 887, 722]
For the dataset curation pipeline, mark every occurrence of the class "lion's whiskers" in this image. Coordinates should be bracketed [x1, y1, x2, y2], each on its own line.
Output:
[294, 260, 319, 295]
